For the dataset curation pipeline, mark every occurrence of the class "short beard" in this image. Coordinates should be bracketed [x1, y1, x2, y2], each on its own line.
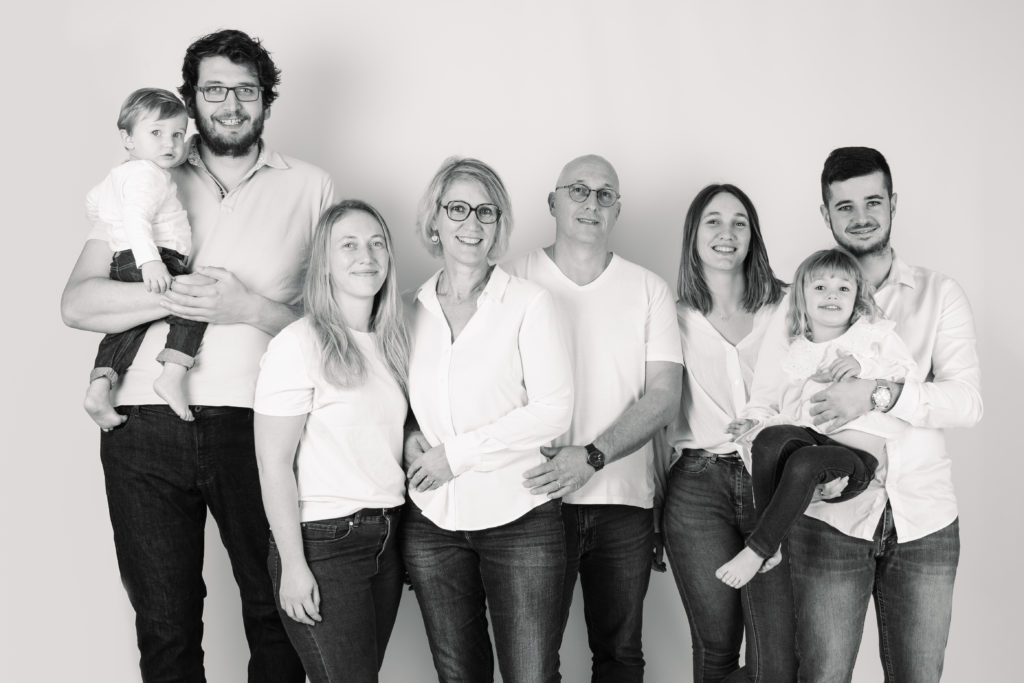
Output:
[196, 113, 264, 157]
[837, 232, 891, 257]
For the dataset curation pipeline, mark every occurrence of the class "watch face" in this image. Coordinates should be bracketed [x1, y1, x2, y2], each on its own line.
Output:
[872, 385, 892, 410]
[585, 445, 605, 470]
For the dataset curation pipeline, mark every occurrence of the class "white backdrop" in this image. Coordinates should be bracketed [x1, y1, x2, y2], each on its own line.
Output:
[3, 1, 1021, 680]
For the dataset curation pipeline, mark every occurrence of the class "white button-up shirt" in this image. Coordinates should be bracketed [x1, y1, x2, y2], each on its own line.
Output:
[407, 266, 574, 531]
[748, 253, 983, 541]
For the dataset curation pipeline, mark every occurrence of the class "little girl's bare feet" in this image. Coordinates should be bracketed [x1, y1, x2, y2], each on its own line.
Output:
[154, 363, 194, 421]
[84, 378, 127, 431]
[716, 546, 768, 589]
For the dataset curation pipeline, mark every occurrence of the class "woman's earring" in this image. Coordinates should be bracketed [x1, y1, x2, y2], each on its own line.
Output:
[430, 232, 439, 244]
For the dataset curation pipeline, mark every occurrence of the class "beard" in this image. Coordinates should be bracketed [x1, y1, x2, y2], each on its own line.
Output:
[195, 111, 265, 157]
[833, 221, 892, 257]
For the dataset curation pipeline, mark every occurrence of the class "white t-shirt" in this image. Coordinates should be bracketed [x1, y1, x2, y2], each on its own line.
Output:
[506, 248, 683, 508]
[254, 318, 407, 522]
[407, 266, 574, 531]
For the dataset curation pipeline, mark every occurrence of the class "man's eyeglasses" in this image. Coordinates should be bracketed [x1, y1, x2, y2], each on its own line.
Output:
[555, 183, 621, 207]
[196, 85, 261, 103]
[441, 201, 501, 224]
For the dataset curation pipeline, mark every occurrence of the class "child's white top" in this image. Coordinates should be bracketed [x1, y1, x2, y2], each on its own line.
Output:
[744, 317, 917, 441]
[86, 159, 191, 264]
[253, 318, 408, 522]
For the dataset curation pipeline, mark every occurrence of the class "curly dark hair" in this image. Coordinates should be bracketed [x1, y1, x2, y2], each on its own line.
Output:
[179, 29, 281, 112]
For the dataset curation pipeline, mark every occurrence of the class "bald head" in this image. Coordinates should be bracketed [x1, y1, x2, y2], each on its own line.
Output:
[549, 154, 621, 248]
[556, 154, 620, 190]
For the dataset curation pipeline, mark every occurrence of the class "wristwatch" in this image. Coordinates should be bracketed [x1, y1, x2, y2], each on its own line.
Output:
[870, 381, 893, 412]
[584, 443, 606, 471]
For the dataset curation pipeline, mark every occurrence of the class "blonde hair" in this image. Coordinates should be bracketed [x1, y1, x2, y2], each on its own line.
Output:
[787, 248, 879, 341]
[415, 156, 513, 260]
[303, 200, 409, 392]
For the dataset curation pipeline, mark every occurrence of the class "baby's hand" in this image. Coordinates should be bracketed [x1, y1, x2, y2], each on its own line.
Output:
[827, 352, 862, 382]
[141, 261, 173, 294]
[726, 418, 758, 438]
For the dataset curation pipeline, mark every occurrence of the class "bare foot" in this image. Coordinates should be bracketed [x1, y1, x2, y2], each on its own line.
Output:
[715, 547, 767, 589]
[84, 378, 127, 431]
[759, 548, 783, 574]
[154, 363, 194, 421]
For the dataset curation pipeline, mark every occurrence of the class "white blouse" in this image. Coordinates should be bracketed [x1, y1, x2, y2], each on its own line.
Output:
[407, 266, 574, 531]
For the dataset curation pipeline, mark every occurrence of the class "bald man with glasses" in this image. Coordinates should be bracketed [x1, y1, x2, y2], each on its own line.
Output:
[507, 154, 683, 682]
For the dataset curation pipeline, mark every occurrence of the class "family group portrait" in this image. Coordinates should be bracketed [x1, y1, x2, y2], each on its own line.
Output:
[6, 1, 1020, 681]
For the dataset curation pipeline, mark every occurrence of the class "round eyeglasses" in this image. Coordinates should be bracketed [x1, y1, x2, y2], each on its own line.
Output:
[555, 183, 621, 207]
[441, 201, 501, 224]
[196, 85, 261, 103]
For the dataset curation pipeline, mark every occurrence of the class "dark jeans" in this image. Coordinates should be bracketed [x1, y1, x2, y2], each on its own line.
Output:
[269, 508, 404, 683]
[561, 503, 653, 683]
[746, 425, 878, 558]
[662, 451, 797, 683]
[92, 248, 207, 383]
[401, 500, 565, 683]
[789, 509, 959, 683]
[100, 405, 304, 683]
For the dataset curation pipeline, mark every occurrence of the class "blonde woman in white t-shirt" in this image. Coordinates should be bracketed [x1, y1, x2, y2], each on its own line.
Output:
[253, 200, 409, 683]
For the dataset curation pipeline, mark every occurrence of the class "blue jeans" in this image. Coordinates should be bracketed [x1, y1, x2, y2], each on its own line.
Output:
[100, 405, 304, 683]
[91, 248, 208, 383]
[789, 508, 960, 683]
[401, 500, 565, 683]
[561, 503, 654, 683]
[747, 425, 877, 559]
[269, 507, 404, 683]
[662, 451, 797, 683]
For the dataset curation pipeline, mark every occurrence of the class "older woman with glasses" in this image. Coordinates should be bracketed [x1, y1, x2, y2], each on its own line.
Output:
[402, 157, 573, 683]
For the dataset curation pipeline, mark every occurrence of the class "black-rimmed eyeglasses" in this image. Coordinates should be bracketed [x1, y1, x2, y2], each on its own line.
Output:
[555, 183, 621, 207]
[441, 201, 501, 224]
[196, 85, 261, 103]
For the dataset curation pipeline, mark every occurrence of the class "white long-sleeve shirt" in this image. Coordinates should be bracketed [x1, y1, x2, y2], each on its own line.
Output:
[407, 266, 574, 531]
[748, 253, 983, 541]
[86, 159, 192, 265]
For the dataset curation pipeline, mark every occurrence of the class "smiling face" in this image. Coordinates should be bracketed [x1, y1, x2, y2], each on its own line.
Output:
[121, 111, 189, 169]
[695, 192, 751, 273]
[549, 155, 621, 248]
[821, 171, 897, 257]
[192, 56, 266, 157]
[803, 270, 857, 341]
[329, 210, 390, 309]
[436, 177, 497, 268]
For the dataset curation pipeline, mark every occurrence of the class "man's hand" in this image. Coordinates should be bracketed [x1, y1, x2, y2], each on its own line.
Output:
[407, 444, 455, 492]
[522, 445, 596, 499]
[141, 261, 173, 294]
[726, 418, 759, 439]
[161, 266, 257, 324]
[808, 377, 874, 432]
[811, 476, 848, 502]
[651, 532, 667, 573]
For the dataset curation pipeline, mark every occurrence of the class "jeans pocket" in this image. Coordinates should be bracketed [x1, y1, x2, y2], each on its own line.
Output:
[677, 454, 712, 476]
[301, 519, 355, 545]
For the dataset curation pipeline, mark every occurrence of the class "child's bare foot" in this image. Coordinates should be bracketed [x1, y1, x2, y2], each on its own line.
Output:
[154, 363, 194, 421]
[84, 378, 127, 431]
[759, 548, 783, 574]
[716, 547, 767, 589]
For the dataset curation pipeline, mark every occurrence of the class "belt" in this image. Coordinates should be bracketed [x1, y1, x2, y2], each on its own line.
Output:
[681, 447, 741, 462]
[302, 505, 403, 528]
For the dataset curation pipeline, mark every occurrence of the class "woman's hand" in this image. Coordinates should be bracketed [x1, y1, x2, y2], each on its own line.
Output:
[403, 431, 431, 470]
[407, 444, 455, 492]
[811, 476, 848, 502]
[726, 418, 758, 439]
[278, 562, 321, 626]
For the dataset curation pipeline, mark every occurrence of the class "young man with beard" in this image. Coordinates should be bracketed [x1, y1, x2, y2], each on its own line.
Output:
[62, 30, 334, 682]
[751, 147, 982, 682]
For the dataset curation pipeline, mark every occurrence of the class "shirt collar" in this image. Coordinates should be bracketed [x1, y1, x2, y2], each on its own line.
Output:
[415, 264, 510, 311]
[881, 250, 917, 291]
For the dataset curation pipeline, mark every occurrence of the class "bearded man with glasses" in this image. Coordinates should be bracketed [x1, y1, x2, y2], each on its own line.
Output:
[507, 154, 683, 682]
[62, 29, 334, 683]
